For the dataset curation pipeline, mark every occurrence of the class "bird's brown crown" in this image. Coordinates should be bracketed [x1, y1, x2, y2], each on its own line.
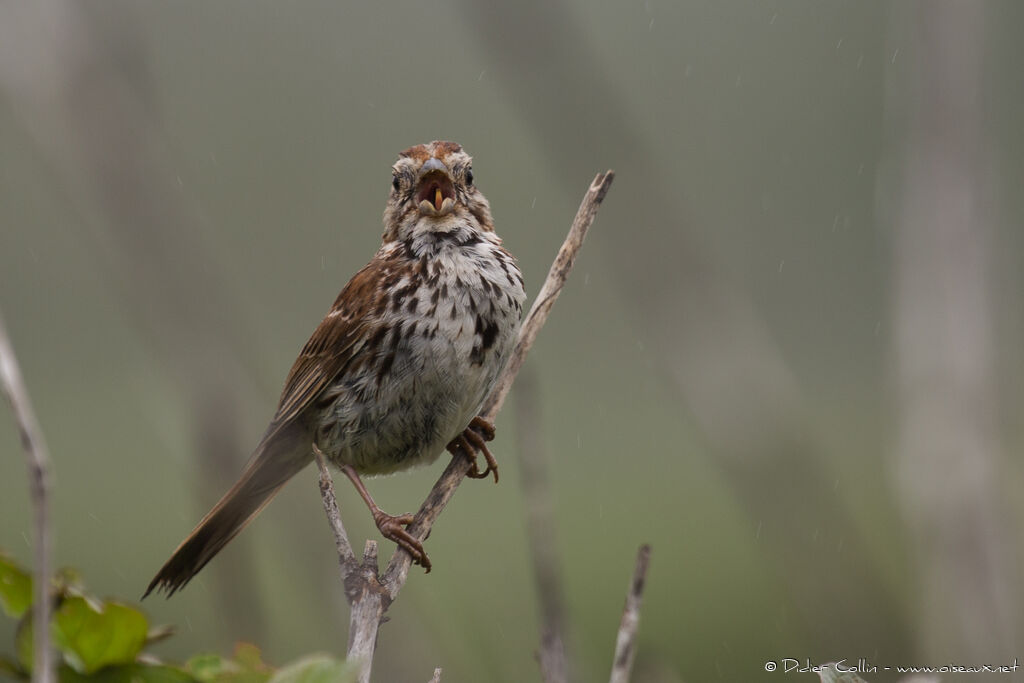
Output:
[400, 140, 463, 161]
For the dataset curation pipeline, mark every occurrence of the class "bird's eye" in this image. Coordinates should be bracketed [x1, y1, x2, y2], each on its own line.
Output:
[465, 167, 474, 186]
[392, 175, 401, 192]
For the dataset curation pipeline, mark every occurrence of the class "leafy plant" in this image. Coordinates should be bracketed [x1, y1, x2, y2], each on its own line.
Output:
[0, 553, 354, 683]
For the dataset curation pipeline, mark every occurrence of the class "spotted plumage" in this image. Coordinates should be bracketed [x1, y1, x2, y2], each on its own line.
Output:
[307, 223, 523, 474]
[147, 142, 525, 597]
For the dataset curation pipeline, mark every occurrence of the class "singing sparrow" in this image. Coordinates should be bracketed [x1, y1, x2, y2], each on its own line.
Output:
[146, 141, 525, 597]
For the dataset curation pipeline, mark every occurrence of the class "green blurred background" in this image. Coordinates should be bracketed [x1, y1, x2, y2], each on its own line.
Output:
[2, 1, 1023, 681]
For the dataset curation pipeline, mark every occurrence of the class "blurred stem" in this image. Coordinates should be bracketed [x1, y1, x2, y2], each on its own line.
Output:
[608, 545, 651, 683]
[0, 310, 55, 683]
[514, 368, 570, 683]
[890, 0, 1017, 660]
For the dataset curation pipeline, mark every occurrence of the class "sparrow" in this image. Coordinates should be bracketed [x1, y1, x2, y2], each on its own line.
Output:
[145, 141, 525, 597]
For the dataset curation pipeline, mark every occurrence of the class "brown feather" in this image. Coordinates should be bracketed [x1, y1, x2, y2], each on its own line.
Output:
[268, 258, 392, 435]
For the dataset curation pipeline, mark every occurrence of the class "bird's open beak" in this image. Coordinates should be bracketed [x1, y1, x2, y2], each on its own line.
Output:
[416, 158, 456, 216]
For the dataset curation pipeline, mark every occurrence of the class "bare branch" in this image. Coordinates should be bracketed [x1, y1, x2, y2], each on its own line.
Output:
[313, 444, 358, 574]
[315, 171, 613, 681]
[345, 541, 387, 683]
[481, 170, 614, 420]
[0, 310, 55, 683]
[313, 446, 383, 683]
[515, 369, 569, 683]
[609, 545, 652, 683]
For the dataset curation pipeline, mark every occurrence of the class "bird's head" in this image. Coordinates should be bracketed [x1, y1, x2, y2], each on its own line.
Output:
[383, 141, 493, 242]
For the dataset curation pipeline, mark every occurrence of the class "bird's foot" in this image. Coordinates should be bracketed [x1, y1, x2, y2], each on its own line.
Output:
[447, 417, 499, 483]
[341, 463, 431, 571]
[468, 415, 496, 441]
[371, 509, 431, 572]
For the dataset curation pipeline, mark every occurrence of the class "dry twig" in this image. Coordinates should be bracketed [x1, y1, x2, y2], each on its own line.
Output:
[317, 171, 613, 682]
[608, 545, 652, 683]
[0, 311, 55, 683]
[312, 445, 358, 579]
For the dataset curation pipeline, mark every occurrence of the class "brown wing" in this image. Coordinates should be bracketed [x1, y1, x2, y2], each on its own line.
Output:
[262, 256, 393, 441]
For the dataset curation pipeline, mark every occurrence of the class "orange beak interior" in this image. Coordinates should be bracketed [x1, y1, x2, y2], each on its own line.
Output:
[416, 171, 455, 212]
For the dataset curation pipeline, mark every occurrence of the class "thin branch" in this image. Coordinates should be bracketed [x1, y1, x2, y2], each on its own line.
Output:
[312, 445, 358, 575]
[480, 170, 614, 421]
[0, 310, 55, 683]
[313, 446, 382, 683]
[515, 368, 569, 683]
[608, 545, 652, 683]
[316, 171, 614, 681]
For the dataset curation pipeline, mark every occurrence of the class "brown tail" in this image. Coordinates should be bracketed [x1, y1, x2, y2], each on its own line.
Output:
[144, 427, 311, 598]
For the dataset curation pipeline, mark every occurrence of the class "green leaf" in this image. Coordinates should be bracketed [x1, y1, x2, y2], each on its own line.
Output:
[0, 554, 33, 618]
[14, 612, 33, 673]
[58, 662, 198, 683]
[267, 655, 355, 683]
[186, 653, 238, 682]
[51, 597, 149, 674]
[186, 644, 271, 683]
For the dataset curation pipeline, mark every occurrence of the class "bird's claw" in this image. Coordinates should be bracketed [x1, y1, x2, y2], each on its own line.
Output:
[372, 510, 431, 572]
[447, 417, 499, 483]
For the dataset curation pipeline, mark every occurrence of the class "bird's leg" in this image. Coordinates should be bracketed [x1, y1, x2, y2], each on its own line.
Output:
[446, 416, 499, 483]
[339, 464, 431, 571]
